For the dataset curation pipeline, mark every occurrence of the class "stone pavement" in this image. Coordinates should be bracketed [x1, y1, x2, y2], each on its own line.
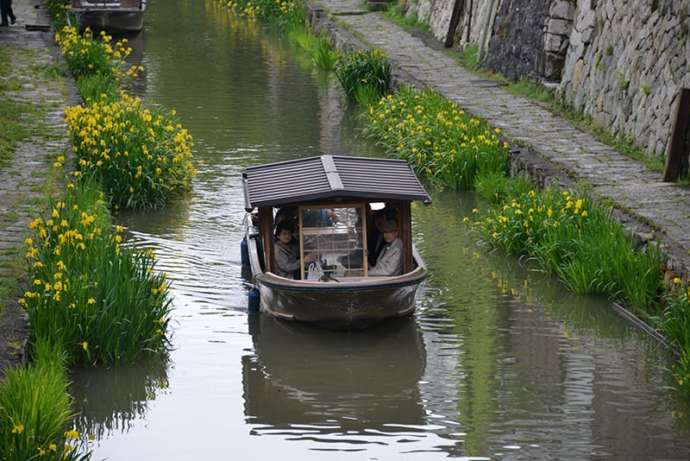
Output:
[312, 0, 690, 275]
[0, 0, 75, 375]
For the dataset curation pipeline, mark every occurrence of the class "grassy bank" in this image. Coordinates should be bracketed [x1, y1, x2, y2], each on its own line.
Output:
[0, 46, 49, 171]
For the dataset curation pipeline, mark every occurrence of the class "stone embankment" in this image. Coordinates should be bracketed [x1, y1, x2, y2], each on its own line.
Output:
[397, 0, 690, 159]
[0, 0, 77, 376]
[308, 0, 690, 279]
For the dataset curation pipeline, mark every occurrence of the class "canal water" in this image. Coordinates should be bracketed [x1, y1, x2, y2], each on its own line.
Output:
[71, 1, 690, 459]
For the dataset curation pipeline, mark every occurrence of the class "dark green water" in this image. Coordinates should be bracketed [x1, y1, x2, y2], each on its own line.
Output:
[71, 1, 690, 459]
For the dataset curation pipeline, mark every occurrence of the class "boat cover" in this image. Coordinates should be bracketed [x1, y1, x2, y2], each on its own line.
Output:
[243, 155, 431, 210]
[242, 155, 431, 211]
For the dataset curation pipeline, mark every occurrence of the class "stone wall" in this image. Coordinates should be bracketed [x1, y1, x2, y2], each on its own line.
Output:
[402, 0, 456, 43]
[485, 0, 555, 81]
[404, 0, 574, 80]
[398, 0, 690, 157]
[559, 0, 690, 157]
[453, 0, 501, 59]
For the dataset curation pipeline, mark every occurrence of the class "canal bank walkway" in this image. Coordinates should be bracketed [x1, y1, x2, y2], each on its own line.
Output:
[312, 0, 690, 276]
[0, 0, 75, 375]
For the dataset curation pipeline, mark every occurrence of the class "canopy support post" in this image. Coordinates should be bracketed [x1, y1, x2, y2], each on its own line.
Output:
[259, 207, 273, 273]
[398, 202, 413, 274]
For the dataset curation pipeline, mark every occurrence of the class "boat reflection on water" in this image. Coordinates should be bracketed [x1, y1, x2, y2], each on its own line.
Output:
[243, 314, 427, 443]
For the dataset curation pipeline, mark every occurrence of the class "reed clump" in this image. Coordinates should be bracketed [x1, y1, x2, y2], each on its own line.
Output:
[0, 342, 90, 461]
[75, 73, 119, 104]
[225, 0, 304, 27]
[54, 24, 193, 210]
[473, 176, 663, 312]
[335, 49, 392, 106]
[20, 179, 172, 365]
[365, 87, 509, 189]
[55, 26, 138, 83]
[288, 26, 338, 72]
[659, 287, 690, 393]
[45, 0, 71, 28]
[65, 94, 196, 209]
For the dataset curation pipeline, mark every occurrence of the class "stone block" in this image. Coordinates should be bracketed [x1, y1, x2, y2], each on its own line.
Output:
[428, 0, 456, 43]
[577, 8, 596, 38]
[573, 57, 586, 87]
[543, 33, 564, 53]
[546, 18, 572, 36]
[550, 0, 576, 20]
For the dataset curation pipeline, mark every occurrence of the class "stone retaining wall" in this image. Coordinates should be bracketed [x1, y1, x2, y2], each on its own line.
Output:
[394, 0, 690, 159]
[485, 0, 554, 81]
[402, 0, 574, 81]
[560, 0, 690, 157]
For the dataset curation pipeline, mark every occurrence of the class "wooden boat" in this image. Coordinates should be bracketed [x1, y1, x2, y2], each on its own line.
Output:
[71, 0, 146, 34]
[242, 155, 432, 330]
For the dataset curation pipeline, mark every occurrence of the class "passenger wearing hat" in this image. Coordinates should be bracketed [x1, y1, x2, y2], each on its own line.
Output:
[369, 218, 402, 276]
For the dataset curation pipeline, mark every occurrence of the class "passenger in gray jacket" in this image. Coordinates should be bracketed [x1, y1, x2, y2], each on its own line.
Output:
[369, 218, 402, 276]
[273, 221, 314, 279]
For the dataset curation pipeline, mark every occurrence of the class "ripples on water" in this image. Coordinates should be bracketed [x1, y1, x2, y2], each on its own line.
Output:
[70, 0, 690, 459]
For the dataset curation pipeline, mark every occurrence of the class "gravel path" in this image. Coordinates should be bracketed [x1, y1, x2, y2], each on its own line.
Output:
[0, 0, 76, 376]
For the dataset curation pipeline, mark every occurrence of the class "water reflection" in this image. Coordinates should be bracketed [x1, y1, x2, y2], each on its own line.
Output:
[71, 357, 169, 440]
[244, 315, 426, 441]
[414, 192, 690, 459]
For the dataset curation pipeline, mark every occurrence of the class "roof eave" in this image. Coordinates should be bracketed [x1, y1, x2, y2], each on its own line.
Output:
[246, 190, 431, 210]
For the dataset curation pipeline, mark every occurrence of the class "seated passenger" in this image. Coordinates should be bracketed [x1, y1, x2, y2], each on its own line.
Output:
[368, 204, 399, 267]
[274, 206, 297, 228]
[368, 218, 402, 277]
[273, 221, 314, 279]
[303, 207, 338, 227]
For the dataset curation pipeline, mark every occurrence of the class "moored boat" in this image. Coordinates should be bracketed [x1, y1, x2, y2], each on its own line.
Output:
[71, 0, 146, 34]
[242, 155, 432, 330]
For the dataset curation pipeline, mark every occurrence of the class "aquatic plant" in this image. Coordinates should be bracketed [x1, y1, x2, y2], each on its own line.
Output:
[288, 25, 338, 72]
[474, 183, 663, 312]
[311, 35, 338, 72]
[474, 171, 533, 204]
[224, 0, 304, 28]
[65, 93, 196, 209]
[0, 341, 90, 461]
[335, 49, 392, 104]
[75, 73, 119, 104]
[365, 87, 509, 189]
[20, 179, 172, 364]
[45, 0, 72, 28]
[659, 288, 690, 393]
[55, 26, 139, 82]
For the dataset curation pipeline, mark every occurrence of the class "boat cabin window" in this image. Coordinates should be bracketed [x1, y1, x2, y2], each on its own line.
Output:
[299, 204, 367, 280]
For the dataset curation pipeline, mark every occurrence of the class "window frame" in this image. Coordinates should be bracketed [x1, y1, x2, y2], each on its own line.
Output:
[298, 203, 369, 280]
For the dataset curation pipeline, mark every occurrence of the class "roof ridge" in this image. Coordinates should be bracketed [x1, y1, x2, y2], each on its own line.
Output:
[321, 155, 344, 191]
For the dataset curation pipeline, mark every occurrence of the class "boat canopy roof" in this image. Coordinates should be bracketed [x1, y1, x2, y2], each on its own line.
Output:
[243, 155, 432, 211]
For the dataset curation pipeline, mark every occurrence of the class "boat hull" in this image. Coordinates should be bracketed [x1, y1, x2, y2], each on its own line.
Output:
[76, 10, 144, 33]
[257, 273, 421, 329]
[245, 217, 426, 330]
